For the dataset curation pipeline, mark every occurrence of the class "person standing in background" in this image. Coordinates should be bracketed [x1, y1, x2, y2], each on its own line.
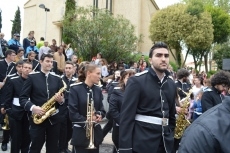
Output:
[38, 41, 50, 60]
[53, 46, 66, 75]
[23, 31, 36, 54]
[36, 37, 45, 49]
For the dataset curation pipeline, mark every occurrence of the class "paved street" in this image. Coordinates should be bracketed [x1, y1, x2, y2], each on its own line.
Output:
[0, 121, 114, 153]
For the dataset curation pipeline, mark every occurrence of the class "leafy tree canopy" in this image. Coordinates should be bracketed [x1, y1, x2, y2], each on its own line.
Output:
[62, 7, 139, 63]
[213, 43, 230, 69]
[149, 3, 213, 68]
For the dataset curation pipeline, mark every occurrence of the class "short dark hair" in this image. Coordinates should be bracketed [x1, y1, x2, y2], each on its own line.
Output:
[40, 53, 53, 61]
[65, 61, 74, 66]
[177, 69, 190, 79]
[16, 60, 24, 66]
[149, 42, 169, 58]
[17, 48, 24, 54]
[23, 61, 33, 67]
[28, 51, 36, 56]
[5, 49, 16, 57]
[40, 37, 44, 41]
[211, 70, 230, 87]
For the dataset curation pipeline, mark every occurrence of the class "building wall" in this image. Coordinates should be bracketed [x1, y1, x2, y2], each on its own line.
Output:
[23, 0, 65, 45]
[23, 0, 159, 53]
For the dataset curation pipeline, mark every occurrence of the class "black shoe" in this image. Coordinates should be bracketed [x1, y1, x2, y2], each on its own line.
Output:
[1, 143, 7, 151]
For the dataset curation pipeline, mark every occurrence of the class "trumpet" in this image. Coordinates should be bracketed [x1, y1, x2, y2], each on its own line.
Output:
[86, 92, 96, 149]
[2, 114, 10, 130]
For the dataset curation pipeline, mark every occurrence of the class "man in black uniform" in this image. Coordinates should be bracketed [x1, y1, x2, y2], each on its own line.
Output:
[59, 61, 77, 153]
[23, 51, 40, 72]
[175, 69, 191, 100]
[0, 49, 17, 151]
[201, 70, 230, 113]
[4, 61, 32, 153]
[0, 49, 16, 89]
[174, 68, 191, 152]
[102, 70, 120, 137]
[19, 54, 65, 153]
[119, 42, 177, 153]
[48, 49, 58, 74]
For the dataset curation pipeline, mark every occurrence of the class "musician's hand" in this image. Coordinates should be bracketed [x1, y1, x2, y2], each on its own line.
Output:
[0, 82, 4, 89]
[1, 108, 6, 114]
[176, 106, 188, 114]
[55, 93, 64, 104]
[95, 114, 102, 122]
[32, 106, 45, 116]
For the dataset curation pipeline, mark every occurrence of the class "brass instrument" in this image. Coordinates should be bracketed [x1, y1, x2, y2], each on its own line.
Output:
[174, 88, 193, 139]
[32, 80, 67, 124]
[86, 92, 96, 149]
[2, 114, 10, 130]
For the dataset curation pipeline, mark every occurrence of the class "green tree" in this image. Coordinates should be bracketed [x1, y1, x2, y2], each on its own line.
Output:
[206, 6, 230, 44]
[62, 0, 76, 44]
[149, 4, 213, 68]
[11, 7, 21, 38]
[62, 7, 139, 63]
[213, 43, 230, 69]
[183, 0, 230, 71]
[183, 0, 230, 13]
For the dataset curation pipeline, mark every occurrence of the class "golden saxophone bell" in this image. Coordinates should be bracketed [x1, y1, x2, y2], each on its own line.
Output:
[2, 114, 10, 130]
[174, 88, 192, 139]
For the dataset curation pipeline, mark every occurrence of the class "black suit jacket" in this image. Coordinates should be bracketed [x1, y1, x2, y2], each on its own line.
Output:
[5, 76, 27, 120]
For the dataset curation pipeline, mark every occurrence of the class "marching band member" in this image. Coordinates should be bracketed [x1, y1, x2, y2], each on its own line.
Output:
[119, 42, 177, 153]
[0, 49, 17, 151]
[4, 61, 32, 153]
[19, 54, 65, 153]
[59, 61, 77, 153]
[68, 63, 105, 153]
[109, 69, 135, 153]
[23, 51, 40, 72]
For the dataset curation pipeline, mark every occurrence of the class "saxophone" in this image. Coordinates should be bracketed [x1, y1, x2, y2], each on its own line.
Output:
[33, 80, 67, 124]
[174, 88, 193, 139]
[2, 114, 10, 130]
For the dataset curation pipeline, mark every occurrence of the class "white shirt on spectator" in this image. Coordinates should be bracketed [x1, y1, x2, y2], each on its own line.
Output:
[101, 65, 109, 77]
[39, 46, 51, 60]
[65, 48, 74, 60]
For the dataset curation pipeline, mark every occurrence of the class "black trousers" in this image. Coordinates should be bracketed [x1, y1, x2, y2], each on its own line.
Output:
[173, 138, 181, 153]
[59, 109, 73, 150]
[102, 116, 113, 138]
[112, 125, 119, 153]
[1, 130, 10, 144]
[59, 119, 67, 151]
[66, 115, 73, 148]
[72, 146, 99, 153]
[29, 119, 61, 153]
[9, 113, 30, 153]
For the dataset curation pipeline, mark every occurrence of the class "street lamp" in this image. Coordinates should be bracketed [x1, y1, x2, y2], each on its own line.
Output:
[39, 4, 50, 40]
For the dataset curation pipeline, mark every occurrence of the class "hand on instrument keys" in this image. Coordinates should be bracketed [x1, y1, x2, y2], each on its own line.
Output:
[32, 106, 45, 116]
[90, 115, 102, 123]
[55, 93, 64, 104]
[95, 114, 102, 123]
